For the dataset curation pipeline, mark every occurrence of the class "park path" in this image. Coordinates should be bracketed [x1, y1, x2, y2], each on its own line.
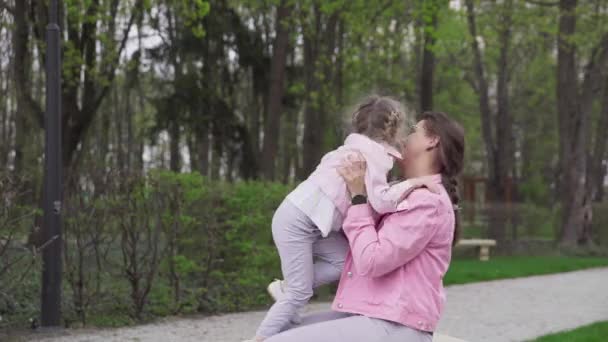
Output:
[27, 267, 608, 342]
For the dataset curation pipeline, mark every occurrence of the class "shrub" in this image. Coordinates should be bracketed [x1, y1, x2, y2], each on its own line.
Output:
[0, 174, 40, 329]
[59, 171, 290, 326]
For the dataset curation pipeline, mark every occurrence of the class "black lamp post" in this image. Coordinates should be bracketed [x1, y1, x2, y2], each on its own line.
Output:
[40, 0, 63, 327]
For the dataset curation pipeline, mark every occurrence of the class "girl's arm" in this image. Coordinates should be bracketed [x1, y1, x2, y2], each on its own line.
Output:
[365, 158, 440, 214]
[363, 159, 403, 214]
[342, 190, 440, 278]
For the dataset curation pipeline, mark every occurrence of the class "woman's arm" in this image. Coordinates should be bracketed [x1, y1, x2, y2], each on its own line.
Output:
[342, 191, 440, 277]
[337, 154, 441, 277]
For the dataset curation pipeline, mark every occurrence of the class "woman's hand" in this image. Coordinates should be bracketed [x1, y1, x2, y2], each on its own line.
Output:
[337, 152, 368, 198]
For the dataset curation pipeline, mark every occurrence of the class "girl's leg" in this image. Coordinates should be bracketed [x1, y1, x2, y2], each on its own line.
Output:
[280, 310, 353, 332]
[266, 315, 433, 342]
[312, 231, 349, 287]
[255, 200, 320, 339]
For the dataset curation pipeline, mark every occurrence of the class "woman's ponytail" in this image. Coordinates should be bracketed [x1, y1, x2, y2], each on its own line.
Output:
[441, 175, 461, 246]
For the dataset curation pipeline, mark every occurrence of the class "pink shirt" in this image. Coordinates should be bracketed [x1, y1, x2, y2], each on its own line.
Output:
[332, 175, 454, 333]
[287, 133, 415, 236]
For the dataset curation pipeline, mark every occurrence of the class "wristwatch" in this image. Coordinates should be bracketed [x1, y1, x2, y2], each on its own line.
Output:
[351, 194, 368, 205]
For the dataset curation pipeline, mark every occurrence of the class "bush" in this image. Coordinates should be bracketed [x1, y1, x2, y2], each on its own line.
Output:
[60, 171, 289, 327]
[0, 174, 41, 329]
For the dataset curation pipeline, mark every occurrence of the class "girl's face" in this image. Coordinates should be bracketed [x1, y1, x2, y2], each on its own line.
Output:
[398, 120, 439, 177]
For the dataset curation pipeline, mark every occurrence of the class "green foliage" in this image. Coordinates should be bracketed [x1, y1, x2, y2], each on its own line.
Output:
[0, 175, 41, 330]
[179, 0, 210, 38]
[519, 204, 557, 239]
[57, 171, 289, 326]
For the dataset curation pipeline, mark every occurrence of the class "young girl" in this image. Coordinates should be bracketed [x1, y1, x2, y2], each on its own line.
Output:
[248, 96, 438, 341]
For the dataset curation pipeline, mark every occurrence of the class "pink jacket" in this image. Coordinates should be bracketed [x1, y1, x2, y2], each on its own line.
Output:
[307, 133, 412, 217]
[332, 174, 454, 333]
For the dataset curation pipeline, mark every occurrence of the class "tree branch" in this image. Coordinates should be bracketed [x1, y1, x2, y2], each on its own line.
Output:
[465, 0, 496, 165]
[89, 0, 142, 115]
[580, 33, 608, 114]
[0, 0, 14, 15]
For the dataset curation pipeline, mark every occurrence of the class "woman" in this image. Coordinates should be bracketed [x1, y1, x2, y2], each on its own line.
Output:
[264, 111, 465, 342]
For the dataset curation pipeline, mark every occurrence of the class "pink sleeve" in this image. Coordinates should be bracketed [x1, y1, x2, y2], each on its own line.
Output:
[342, 191, 440, 278]
[364, 158, 415, 214]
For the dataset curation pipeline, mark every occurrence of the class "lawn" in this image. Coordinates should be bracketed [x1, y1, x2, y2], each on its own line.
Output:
[530, 321, 608, 342]
[444, 256, 608, 285]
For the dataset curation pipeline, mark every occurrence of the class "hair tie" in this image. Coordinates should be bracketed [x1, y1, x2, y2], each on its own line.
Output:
[390, 110, 402, 121]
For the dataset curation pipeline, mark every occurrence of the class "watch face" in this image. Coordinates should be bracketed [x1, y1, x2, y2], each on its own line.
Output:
[352, 195, 367, 205]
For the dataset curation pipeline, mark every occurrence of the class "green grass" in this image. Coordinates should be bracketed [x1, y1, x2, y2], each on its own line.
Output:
[444, 256, 608, 285]
[530, 321, 608, 342]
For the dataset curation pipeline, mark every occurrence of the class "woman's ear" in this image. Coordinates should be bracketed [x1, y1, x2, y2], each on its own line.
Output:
[425, 135, 440, 151]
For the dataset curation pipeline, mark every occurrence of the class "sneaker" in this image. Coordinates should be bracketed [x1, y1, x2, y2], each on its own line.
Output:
[267, 279, 302, 324]
[267, 279, 287, 301]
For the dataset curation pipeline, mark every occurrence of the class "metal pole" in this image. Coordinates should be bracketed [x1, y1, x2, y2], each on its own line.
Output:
[41, 0, 63, 327]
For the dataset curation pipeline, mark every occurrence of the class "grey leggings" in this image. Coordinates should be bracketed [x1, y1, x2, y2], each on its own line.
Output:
[256, 200, 349, 338]
[265, 311, 434, 342]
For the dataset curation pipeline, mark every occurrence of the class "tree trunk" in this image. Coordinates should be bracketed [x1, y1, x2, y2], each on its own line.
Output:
[300, 14, 322, 180]
[466, 0, 516, 243]
[465, 0, 496, 187]
[248, 77, 261, 168]
[557, 0, 588, 246]
[196, 125, 210, 176]
[115, 86, 125, 171]
[261, 1, 292, 181]
[300, 8, 337, 179]
[334, 19, 344, 109]
[419, 0, 440, 112]
[280, 107, 297, 184]
[97, 109, 110, 181]
[211, 134, 222, 180]
[0, 69, 7, 167]
[494, 0, 515, 203]
[169, 119, 181, 172]
[588, 78, 608, 202]
[582, 34, 608, 201]
[12, 0, 32, 177]
[59, 0, 139, 176]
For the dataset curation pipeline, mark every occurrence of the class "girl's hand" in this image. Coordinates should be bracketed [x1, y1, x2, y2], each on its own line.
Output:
[337, 152, 368, 198]
[410, 176, 441, 194]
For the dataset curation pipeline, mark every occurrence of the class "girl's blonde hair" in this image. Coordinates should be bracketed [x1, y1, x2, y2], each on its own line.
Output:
[351, 95, 406, 147]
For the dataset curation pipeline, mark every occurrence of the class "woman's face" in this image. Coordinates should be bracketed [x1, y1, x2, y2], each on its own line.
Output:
[398, 120, 439, 176]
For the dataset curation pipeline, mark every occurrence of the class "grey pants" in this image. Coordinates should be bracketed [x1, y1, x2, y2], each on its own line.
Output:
[265, 311, 434, 342]
[256, 200, 349, 338]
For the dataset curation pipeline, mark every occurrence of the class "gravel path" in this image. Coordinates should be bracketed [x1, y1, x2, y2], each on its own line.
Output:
[20, 267, 608, 342]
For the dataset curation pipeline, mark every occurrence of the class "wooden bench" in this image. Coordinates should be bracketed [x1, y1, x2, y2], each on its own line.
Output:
[456, 239, 497, 261]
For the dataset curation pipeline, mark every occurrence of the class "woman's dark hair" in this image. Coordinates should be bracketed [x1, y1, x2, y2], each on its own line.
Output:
[351, 95, 406, 147]
[417, 111, 465, 246]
